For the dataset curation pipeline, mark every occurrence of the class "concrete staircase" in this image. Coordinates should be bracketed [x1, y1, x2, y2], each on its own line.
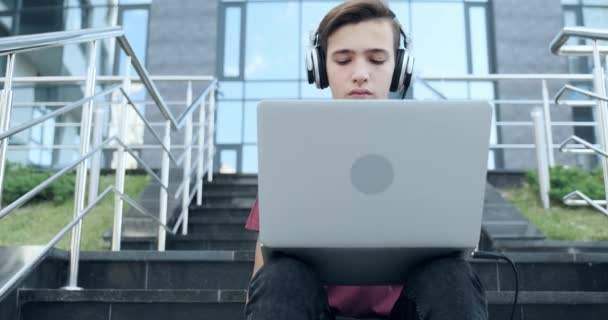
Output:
[4, 174, 608, 320]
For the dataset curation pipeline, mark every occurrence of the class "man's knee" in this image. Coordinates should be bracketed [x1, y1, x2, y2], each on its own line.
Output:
[405, 256, 485, 299]
[252, 254, 321, 294]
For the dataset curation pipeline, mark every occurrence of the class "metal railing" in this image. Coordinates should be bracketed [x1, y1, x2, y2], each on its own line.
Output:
[547, 27, 608, 216]
[0, 27, 217, 296]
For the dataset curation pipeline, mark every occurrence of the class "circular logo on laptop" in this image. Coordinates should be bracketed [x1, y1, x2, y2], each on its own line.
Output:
[350, 154, 394, 195]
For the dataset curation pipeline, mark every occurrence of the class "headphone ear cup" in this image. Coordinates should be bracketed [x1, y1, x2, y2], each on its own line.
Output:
[390, 49, 405, 92]
[306, 49, 316, 85]
[402, 55, 414, 95]
[317, 48, 329, 89]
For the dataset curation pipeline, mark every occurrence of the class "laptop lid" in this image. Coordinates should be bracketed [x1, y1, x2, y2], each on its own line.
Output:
[257, 100, 492, 250]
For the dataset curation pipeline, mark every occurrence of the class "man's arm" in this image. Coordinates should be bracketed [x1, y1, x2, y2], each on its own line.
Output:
[252, 239, 264, 278]
[247, 239, 264, 303]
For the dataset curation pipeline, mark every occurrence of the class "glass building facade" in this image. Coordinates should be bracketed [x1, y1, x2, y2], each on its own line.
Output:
[2, 0, 608, 172]
[215, 0, 494, 173]
[0, 0, 150, 168]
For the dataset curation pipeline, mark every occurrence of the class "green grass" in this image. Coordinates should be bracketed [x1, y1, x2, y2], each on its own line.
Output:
[501, 184, 608, 241]
[0, 174, 150, 250]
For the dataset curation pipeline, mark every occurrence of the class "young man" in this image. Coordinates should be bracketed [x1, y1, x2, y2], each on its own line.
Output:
[244, 1, 487, 319]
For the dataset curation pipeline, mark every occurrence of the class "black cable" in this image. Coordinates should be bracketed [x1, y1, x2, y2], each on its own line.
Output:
[471, 251, 519, 320]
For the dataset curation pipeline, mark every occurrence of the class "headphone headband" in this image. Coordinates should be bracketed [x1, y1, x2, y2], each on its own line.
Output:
[306, 12, 415, 97]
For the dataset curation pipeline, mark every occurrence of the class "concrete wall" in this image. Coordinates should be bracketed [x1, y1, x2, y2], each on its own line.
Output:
[144, 0, 218, 168]
[492, 0, 581, 170]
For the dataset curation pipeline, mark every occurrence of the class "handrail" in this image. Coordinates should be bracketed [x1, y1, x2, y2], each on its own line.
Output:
[0, 27, 187, 130]
[0, 186, 114, 297]
[0, 135, 168, 221]
[0, 26, 218, 292]
[112, 138, 167, 190]
[0, 85, 121, 141]
[559, 45, 608, 56]
[115, 189, 176, 234]
[0, 138, 113, 220]
[550, 26, 608, 55]
[0, 27, 124, 56]
[115, 35, 177, 128]
[119, 87, 178, 165]
[176, 79, 217, 127]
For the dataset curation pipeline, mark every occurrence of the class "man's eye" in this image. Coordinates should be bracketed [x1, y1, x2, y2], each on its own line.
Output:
[335, 60, 350, 65]
[370, 59, 386, 65]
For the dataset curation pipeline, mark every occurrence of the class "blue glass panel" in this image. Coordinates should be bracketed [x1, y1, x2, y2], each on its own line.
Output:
[245, 2, 299, 79]
[583, 7, 608, 45]
[300, 81, 333, 99]
[216, 101, 243, 144]
[244, 101, 257, 144]
[245, 81, 298, 99]
[224, 7, 242, 78]
[118, 9, 149, 77]
[219, 81, 244, 100]
[242, 145, 258, 174]
[219, 149, 238, 174]
[469, 6, 489, 74]
[411, 2, 468, 75]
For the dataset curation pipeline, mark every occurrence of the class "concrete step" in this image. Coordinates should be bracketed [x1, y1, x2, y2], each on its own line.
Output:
[202, 182, 258, 193]
[65, 251, 608, 292]
[18, 289, 608, 320]
[187, 219, 248, 234]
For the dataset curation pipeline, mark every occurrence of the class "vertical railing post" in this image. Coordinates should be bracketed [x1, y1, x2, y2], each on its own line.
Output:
[111, 55, 131, 251]
[207, 86, 216, 182]
[196, 92, 207, 206]
[181, 81, 193, 235]
[65, 40, 97, 290]
[590, 40, 608, 211]
[88, 97, 104, 206]
[541, 79, 555, 167]
[531, 108, 551, 209]
[0, 54, 16, 208]
[157, 120, 171, 251]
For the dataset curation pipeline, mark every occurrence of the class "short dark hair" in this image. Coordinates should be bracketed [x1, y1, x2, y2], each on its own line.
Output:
[317, 0, 401, 55]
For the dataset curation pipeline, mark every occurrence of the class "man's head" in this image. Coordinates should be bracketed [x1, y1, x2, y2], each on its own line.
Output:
[309, 0, 410, 99]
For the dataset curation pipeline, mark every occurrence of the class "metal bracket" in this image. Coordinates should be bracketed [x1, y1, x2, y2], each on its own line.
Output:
[558, 135, 608, 157]
[563, 190, 608, 216]
[554, 84, 608, 106]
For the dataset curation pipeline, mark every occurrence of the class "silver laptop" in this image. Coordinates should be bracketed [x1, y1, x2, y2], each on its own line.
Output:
[257, 100, 492, 285]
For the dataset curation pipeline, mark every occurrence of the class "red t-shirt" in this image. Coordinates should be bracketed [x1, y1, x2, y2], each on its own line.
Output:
[245, 197, 403, 318]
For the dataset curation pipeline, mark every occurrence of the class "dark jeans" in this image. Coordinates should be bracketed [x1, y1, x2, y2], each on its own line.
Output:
[244, 254, 487, 320]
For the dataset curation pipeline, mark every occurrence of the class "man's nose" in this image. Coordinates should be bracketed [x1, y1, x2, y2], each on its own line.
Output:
[351, 61, 370, 84]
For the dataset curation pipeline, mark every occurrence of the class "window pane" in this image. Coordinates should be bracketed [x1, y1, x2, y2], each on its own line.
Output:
[469, 6, 489, 74]
[300, 81, 332, 99]
[245, 81, 298, 99]
[244, 101, 257, 143]
[219, 149, 238, 174]
[219, 81, 244, 100]
[411, 2, 468, 75]
[118, 9, 149, 76]
[0, 0, 16, 9]
[583, 7, 608, 45]
[389, 2, 411, 34]
[245, 2, 299, 79]
[223, 7, 242, 78]
[216, 101, 243, 144]
[243, 145, 258, 174]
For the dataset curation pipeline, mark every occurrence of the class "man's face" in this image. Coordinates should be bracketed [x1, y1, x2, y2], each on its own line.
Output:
[326, 19, 396, 99]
